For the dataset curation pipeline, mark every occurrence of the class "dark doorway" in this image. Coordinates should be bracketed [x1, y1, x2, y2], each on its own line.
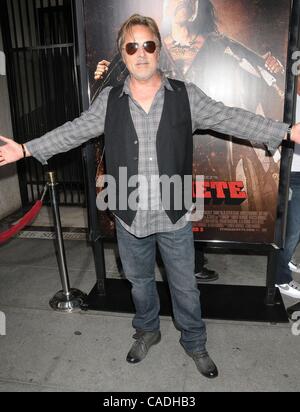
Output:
[0, 0, 85, 206]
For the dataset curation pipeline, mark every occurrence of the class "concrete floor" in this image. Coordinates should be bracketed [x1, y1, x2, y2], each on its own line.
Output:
[0, 207, 299, 392]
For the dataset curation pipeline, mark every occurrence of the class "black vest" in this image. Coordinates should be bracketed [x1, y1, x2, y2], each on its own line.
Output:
[104, 79, 193, 226]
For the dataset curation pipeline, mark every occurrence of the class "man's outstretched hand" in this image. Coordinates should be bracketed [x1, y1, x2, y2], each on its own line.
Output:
[0, 136, 27, 166]
[291, 124, 300, 144]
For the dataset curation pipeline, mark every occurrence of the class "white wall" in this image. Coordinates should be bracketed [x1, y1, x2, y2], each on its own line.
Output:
[0, 27, 22, 220]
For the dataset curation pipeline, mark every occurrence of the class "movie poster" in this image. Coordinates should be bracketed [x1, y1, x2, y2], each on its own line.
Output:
[83, 0, 291, 243]
[292, 78, 300, 173]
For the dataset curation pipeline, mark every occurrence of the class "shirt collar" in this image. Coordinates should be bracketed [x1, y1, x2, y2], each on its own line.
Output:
[118, 71, 174, 98]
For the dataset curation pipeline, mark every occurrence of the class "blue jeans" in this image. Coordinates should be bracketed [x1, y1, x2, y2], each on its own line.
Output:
[276, 172, 300, 284]
[115, 220, 207, 353]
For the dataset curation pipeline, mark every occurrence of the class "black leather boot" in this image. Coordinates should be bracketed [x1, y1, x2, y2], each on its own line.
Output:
[126, 330, 161, 364]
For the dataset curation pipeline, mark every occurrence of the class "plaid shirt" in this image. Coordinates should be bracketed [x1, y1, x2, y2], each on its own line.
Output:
[26, 74, 288, 237]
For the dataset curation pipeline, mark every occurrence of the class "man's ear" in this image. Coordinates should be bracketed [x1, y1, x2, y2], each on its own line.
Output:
[157, 48, 161, 61]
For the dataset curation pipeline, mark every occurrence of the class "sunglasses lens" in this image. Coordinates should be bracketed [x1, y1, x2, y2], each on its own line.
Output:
[125, 41, 157, 55]
[125, 43, 138, 55]
[144, 41, 156, 53]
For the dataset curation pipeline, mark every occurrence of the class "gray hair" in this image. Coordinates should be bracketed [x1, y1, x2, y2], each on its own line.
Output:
[117, 14, 162, 53]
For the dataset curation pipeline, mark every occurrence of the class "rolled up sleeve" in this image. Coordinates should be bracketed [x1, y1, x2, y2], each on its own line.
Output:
[26, 87, 111, 165]
[186, 82, 288, 154]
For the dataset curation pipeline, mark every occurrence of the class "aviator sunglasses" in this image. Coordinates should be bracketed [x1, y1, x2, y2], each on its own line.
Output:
[124, 41, 157, 55]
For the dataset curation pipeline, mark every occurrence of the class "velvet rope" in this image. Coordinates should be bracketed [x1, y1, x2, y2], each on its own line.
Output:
[0, 200, 43, 245]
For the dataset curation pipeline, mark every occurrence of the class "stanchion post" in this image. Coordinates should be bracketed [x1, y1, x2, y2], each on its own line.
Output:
[47, 171, 87, 312]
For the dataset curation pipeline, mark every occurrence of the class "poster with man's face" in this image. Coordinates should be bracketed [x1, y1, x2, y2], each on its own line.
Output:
[83, 0, 291, 243]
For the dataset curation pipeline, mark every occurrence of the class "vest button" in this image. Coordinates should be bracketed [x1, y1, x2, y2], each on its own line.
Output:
[133, 157, 138, 161]
[134, 140, 138, 145]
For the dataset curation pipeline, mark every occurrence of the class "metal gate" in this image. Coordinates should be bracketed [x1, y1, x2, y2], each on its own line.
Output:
[0, 0, 85, 206]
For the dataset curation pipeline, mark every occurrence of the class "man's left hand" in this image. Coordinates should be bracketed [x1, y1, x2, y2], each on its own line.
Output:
[291, 124, 300, 144]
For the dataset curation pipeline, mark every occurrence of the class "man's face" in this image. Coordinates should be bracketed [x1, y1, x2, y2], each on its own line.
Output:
[166, 0, 197, 23]
[121, 25, 160, 82]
